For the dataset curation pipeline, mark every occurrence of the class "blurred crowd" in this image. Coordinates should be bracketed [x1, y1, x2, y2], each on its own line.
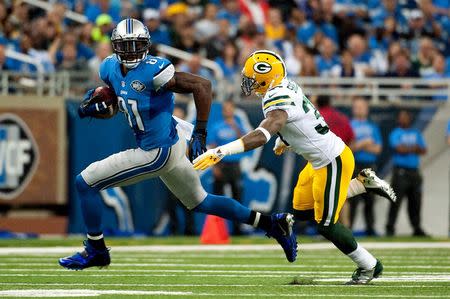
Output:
[0, 0, 449, 87]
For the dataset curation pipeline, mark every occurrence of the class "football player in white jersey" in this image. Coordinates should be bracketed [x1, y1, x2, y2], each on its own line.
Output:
[193, 50, 396, 285]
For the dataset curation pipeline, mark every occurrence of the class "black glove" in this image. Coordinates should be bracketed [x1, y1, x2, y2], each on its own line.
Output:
[188, 121, 207, 162]
[78, 89, 110, 118]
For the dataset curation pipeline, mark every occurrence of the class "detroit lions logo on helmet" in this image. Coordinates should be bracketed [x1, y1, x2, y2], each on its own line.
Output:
[131, 80, 146, 92]
[253, 62, 272, 74]
[0, 113, 39, 200]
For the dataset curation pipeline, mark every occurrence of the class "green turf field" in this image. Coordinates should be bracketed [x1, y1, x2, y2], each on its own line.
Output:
[0, 237, 448, 298]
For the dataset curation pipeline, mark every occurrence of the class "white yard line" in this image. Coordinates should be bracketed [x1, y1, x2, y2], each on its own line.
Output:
[0, 242, 448, 255]
[0, 262, 448, 269]
[0, 290, 447, 298]
[0, 256, 449, 261]
[1, 273, 450, 280]
[1, 268, 450, 275]
[0, 282, 446, 288]
[0, 290, 192, 297]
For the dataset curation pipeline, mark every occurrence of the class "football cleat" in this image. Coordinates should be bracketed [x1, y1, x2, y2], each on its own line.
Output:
[346, 259, 383, 285]
[266, 213, 298, 263]
[59, 240, 110, 270]
[357, 168, 397, 203]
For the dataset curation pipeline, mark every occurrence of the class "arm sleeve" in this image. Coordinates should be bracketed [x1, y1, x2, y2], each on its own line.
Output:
[417, 131, 426, 148]
[373, 124, 383, 146]
[389, 130, 399, 148]
[262, 93, 295, 119]
[153, 58, 175, 91]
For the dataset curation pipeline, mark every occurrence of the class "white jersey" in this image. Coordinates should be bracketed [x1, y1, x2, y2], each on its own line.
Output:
[262, 78, 345, 169]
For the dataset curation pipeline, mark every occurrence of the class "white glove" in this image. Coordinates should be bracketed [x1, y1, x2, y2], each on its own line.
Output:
[273, 137, 291, 155]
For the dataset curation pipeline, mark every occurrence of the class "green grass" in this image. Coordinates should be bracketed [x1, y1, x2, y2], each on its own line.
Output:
[0, 238, 448, 298]
[0, 235, 447, 247]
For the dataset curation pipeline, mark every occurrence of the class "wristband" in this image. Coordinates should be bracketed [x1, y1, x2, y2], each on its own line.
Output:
[255, 127, 272, 143]
[194, 120, 207, 132]
[217, 139, 245, 156]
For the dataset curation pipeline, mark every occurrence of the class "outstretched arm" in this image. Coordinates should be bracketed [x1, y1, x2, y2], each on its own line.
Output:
[193, 110, 288, 170]
[165, 71, 212, 161]
[241, 110, 288, 151]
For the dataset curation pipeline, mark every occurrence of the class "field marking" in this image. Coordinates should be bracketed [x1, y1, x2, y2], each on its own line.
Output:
[0, 242, 448, 255]
[1, 273, 450, 281]
[0, 290, 447, 298]
[1, 268, 450, 275]
[0, 289, 191, 297]
[0, 255, 449, 261]
[0, 262, 448, 270]
[0, 282, 447, 289]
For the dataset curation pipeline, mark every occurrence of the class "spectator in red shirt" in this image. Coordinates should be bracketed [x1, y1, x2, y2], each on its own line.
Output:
[316, 95, 355, 145]
[239, 0, 269, 27]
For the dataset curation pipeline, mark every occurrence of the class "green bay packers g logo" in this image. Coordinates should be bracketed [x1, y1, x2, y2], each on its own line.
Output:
[253, 62, 272, 74]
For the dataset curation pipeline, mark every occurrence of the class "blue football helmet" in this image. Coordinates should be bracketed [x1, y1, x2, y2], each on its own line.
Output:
[111, 18, 151, 69]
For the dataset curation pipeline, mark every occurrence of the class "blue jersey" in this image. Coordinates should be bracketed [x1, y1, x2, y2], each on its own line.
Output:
[351, 119, 382, 164]
[99, 54, 178, 150]
[447, 120, 450, 137]
[389, 127, 426, 169]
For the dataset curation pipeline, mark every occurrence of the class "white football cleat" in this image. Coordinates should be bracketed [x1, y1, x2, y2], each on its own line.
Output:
[357, 168, 397, 203]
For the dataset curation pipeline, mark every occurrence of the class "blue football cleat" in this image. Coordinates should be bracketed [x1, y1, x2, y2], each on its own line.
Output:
[59, 240, 110, 270]
[266, 213, 298, 262]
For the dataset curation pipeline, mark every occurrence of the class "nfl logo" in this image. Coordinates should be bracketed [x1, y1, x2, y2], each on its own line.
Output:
[131, 80, 146, 92]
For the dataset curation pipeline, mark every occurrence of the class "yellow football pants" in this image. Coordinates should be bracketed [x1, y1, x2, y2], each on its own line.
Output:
[293, 146, 354, 226]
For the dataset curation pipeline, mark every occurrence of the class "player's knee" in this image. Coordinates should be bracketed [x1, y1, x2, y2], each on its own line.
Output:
[75, 174, 91, 194]
[317, 223, 333, 239]
[293, 209, 314, 221]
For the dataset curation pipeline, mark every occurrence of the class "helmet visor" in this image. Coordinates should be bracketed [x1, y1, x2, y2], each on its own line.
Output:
[112, 38, 150, 66]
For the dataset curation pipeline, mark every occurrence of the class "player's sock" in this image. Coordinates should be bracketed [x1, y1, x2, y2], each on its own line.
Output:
[75, 174, 104, 234]
[347, 243, 377, 270]
[347, 178, 366, 198]
[87, 233, 106, 250]
[248, 210, 272, 231]
[193, 193, 271, 230]
[317, 222, 357, 254]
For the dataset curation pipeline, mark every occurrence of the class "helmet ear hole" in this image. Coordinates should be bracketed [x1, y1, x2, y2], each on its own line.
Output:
[260, 81, 266, 86]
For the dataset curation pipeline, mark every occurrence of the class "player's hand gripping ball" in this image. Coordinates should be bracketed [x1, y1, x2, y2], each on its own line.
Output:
[78, 86, 119, 119]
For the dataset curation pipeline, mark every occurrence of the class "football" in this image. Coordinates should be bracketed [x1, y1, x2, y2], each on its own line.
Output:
[91, 86, 119, 119]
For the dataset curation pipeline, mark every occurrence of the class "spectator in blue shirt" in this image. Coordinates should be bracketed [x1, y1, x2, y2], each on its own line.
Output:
[315, 37, 340, 77]
[347, 34, 375, 77]
[85, 0, 121, 24]
[424, 53, 449, 101]
[370, 0, 408, 34]
[349, 97, 383, 236]
[216, 0, 241, 37]
[214, 41, 240, 82]
[447, 120, 450, 146]
[386, 110, 427, 237]
[297, 10, 338, 48]
[209, 100, 249, 235]
[143, 9, 172, 46]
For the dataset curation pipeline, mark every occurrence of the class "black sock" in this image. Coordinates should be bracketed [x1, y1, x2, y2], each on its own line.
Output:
[248, 211, 272, 232]
[87, 232, 106, 250]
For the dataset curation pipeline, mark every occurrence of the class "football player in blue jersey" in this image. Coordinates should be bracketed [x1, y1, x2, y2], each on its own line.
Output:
[59, 18, 297, 270]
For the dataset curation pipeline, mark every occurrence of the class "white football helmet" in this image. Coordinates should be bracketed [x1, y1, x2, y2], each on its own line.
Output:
[111, 18, 151, 69]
